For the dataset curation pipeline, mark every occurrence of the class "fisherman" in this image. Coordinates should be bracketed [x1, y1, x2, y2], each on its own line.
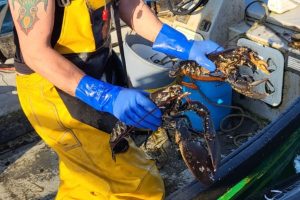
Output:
[9, 0, 222, 199]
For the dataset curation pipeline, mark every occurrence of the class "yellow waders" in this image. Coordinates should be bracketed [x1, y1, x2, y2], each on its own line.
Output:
[16, 73, 165, 199]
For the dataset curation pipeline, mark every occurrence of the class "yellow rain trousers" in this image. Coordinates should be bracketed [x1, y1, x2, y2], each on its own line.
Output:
[16, 73, 165, 199]
[14, 0, 165, 198]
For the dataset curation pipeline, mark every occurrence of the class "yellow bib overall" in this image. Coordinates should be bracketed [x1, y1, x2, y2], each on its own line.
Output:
[14, 0, 165, 199]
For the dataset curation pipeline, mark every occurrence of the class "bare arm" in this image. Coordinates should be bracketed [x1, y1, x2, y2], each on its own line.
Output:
[119, 0, 163, 42]
[9, 0, 84, 96]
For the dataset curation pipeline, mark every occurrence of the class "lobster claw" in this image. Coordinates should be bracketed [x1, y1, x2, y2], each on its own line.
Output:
[207, 47, 270, 99]
[175, 122, 220, 185]
[174, 101, 221, 185]
[227, 74, 269, 99]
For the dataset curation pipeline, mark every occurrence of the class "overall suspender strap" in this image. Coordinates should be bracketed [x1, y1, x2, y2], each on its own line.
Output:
[112, 0, 128, 86]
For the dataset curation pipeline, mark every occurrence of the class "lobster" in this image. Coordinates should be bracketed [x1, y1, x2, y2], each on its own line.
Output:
[170, 47, 270, 99]
[110, 85, 220, 185]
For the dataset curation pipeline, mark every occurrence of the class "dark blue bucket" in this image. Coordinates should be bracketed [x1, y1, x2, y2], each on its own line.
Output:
[182, 76, 232, 131]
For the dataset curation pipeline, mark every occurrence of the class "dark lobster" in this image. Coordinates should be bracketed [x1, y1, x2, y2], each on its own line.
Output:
[169, 47, 270, 99]
[110, 85, 220, 185]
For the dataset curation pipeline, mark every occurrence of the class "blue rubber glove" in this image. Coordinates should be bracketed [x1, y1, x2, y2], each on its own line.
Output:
[153, 24, 223, 71]
[75, 75, 162, 130]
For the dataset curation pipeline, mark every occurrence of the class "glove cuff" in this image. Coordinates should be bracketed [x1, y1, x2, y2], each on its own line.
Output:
[188, 42, 200, 61]
[75, 75, 121, 113]
[152, 24, 193, 60]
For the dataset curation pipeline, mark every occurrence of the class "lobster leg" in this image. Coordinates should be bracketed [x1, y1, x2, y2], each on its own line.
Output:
[110, 121, 129, 160]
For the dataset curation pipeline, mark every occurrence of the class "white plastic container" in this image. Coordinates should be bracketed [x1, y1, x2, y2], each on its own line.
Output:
[268, 0, 300, 14]
[124, 33, 175, 89]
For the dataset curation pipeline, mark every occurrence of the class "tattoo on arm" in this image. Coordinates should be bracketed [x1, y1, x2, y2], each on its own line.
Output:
[11, 0, 48, 34]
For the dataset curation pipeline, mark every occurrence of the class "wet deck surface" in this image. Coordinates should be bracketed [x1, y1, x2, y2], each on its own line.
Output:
[0, 141, 59, 200]
[0, 70, 19, 117]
